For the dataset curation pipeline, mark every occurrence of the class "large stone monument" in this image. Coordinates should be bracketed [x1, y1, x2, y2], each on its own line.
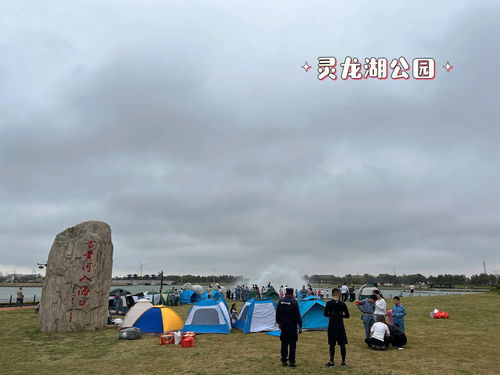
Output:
[39, 221, 113, 333]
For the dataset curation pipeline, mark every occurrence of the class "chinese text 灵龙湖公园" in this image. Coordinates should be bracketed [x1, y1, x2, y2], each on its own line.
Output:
[313, 57, 443, 80]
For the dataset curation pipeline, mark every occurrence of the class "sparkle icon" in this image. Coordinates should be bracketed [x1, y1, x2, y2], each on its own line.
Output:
[301, 62, 311, 72]
[443, 61, 454, 72]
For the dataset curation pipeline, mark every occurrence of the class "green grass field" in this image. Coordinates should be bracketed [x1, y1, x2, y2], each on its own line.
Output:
[1, 293, 498, 375]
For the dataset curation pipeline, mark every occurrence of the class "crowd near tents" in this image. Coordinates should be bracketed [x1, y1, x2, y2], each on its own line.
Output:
[114, 282, 394, 338]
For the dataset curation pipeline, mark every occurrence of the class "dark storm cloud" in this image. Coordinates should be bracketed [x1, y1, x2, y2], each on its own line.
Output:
[1, 1, 499, 277]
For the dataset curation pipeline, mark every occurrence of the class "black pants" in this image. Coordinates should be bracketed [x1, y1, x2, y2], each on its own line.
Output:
[365, 337, 389, 348]
[391, 334, 407, 348]
[341, 293, 348, 302]
[280, 328, 298, 364]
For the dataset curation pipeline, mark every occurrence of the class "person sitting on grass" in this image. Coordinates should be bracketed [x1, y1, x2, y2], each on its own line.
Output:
[230, 303, 238, 319]
[365, 316, 390, 350]
[388, 323, 407, 350]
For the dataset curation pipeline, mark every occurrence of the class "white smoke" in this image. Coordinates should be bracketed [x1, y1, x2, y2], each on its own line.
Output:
[244, 264, 307, 291]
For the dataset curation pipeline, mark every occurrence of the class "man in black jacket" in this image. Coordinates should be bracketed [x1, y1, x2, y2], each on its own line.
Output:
[276, 288, 302, 367]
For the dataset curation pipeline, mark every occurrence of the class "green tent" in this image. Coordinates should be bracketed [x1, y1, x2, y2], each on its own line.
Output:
[262, 287, 280, 301]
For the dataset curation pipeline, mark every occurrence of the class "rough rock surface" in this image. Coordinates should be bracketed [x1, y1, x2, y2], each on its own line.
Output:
[39, 221, 113, 332]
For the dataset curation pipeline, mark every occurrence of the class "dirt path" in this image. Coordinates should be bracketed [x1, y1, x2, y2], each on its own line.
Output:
[0, 305, 37, 311]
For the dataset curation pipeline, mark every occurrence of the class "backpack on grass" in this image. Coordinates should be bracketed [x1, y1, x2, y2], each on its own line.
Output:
[118, 327, 142, 340]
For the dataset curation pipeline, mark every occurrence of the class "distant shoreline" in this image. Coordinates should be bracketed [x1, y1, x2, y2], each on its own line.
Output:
[0, 282, 491, 293]
[0, 283, 44, 287]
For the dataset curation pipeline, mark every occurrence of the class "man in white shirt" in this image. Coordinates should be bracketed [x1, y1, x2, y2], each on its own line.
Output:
[373, 290, 386, 322]
[340, 284, 349, 302]
[365, 316, 390, 349]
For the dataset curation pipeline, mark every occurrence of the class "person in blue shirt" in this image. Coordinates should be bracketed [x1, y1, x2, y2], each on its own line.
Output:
[355, 295, 376, 339]
[392, 296, 406, 333]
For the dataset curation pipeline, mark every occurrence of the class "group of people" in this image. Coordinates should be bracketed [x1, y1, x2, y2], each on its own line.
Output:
[356, 292, 407, 350]
[226, 283, 274, 301]
[227, 285, 251, 300]
[275, 287, 408, 368]
[276, 287, 351, 368]
[356, 290, 407, 349]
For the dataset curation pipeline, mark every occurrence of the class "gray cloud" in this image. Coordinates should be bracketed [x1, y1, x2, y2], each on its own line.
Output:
[1, 1, 499, 277]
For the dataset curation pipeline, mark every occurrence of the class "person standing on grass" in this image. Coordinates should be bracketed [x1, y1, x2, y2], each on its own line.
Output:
[355, 294, 376, 340]
[113, 290, 123, 314]
[373, 290, 386, 322]
[341, 283, 349, 302]
[276, 288, 302, 368]
[16, 287, 24, 308]
[409, 284, 415, 296]
[324, 288, 350, 368]
[349, 285, 356, 302]
[208, 284, 213, 298]
[392, 296, 406, 333]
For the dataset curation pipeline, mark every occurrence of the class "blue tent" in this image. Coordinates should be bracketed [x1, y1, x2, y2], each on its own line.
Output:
[299, 296, 328, 330]
[201, 289, 228, 309]
[180, 290, 201, 304]
[182, 299, 232, 334]
[201, 289, 225, 301]
[234, 298, 278, 333]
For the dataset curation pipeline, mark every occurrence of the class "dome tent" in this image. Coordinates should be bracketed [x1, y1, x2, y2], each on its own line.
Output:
[357, 284, 380, 300]
[180, 289, 201, 304]
[299, 296, 328, 330]
[234, 298, 278, 333]
[182, 299, 232, 334]
[121, 300, 184, 334]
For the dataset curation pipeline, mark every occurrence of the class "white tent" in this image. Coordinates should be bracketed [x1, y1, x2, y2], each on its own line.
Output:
[235, 298, 278, 333]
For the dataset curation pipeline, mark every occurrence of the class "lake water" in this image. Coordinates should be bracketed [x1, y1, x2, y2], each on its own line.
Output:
[0, 285, 482, 304]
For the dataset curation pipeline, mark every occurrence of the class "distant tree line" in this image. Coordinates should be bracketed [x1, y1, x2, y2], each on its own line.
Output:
[113, 274, 243, 284]
[307, 273, 499, 286]
[0, 273, 44, 283]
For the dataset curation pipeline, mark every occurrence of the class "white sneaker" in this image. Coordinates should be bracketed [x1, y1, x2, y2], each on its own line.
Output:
[398, 347, 404, 350]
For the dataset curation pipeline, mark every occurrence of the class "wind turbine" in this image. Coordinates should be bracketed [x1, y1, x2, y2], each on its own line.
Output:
[137, 258, 150, 278]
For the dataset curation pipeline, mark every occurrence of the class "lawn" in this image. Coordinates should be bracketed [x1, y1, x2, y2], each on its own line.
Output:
[1, 293, 498, 375]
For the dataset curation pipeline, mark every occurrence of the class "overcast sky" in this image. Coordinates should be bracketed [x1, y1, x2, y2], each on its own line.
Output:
[1, 1, 499, 278]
